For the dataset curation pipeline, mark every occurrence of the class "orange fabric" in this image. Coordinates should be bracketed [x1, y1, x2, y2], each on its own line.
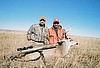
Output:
[40, 16, 46, 21]
[54, 18, 60, 22]
[49, 27, 64, 44]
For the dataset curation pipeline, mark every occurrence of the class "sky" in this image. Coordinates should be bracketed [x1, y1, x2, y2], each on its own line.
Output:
[0, 0, 100, 38]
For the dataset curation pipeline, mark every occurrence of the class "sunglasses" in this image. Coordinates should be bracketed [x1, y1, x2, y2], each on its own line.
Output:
[53, 22, 59, 24]
[40, 19, 45, 21]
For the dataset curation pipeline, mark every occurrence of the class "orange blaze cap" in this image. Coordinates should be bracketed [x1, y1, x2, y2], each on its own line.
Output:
[40, 16, 46, 21]
[54, 18, 60, 22]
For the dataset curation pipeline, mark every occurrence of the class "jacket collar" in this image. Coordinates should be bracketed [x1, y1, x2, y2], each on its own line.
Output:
[52, 25, 62, 29]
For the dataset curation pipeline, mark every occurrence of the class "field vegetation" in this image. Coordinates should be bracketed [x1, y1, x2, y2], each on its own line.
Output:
[0, 29, 100, 68]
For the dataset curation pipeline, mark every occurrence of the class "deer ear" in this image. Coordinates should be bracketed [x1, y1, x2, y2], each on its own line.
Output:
[70, 39, 73, 41]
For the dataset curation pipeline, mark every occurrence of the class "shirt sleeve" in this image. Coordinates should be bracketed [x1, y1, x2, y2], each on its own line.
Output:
[27, 25, 34, 41]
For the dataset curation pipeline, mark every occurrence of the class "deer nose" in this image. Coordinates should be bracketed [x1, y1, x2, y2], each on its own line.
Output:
[76, 43, 78, 45]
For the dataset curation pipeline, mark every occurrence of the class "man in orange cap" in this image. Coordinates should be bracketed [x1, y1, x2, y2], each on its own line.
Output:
[48, 18, 67, 44]
[27, 16, 49, 45]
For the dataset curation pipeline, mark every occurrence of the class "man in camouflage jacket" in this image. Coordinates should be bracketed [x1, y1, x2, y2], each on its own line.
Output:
[27, 16, 48, 44]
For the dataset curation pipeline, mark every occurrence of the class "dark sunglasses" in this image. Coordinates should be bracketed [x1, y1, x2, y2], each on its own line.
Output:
[40, 19, 45, 21]
[53, 22, 59, 24]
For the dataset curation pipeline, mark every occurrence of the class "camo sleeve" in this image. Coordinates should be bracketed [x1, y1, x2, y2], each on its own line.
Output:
[45, 26, 49, 44]
[46, 26, 49, 40]
[27, 25, 34, 41]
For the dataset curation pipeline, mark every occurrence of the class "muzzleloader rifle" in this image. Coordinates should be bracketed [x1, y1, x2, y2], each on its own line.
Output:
[4, 44, 57, 62]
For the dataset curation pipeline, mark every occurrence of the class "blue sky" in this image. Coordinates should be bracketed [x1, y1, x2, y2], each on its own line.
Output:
[0, 0, 100, 38]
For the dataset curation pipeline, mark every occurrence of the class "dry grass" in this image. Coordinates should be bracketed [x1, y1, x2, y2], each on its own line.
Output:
[0, 29, 100, 68]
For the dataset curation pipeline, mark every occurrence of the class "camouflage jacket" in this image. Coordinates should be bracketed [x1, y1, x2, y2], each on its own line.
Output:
[27, 24, 49, 44]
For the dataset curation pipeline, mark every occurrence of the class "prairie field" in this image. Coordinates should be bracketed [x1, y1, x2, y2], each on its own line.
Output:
[0, 29, 100, 68]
